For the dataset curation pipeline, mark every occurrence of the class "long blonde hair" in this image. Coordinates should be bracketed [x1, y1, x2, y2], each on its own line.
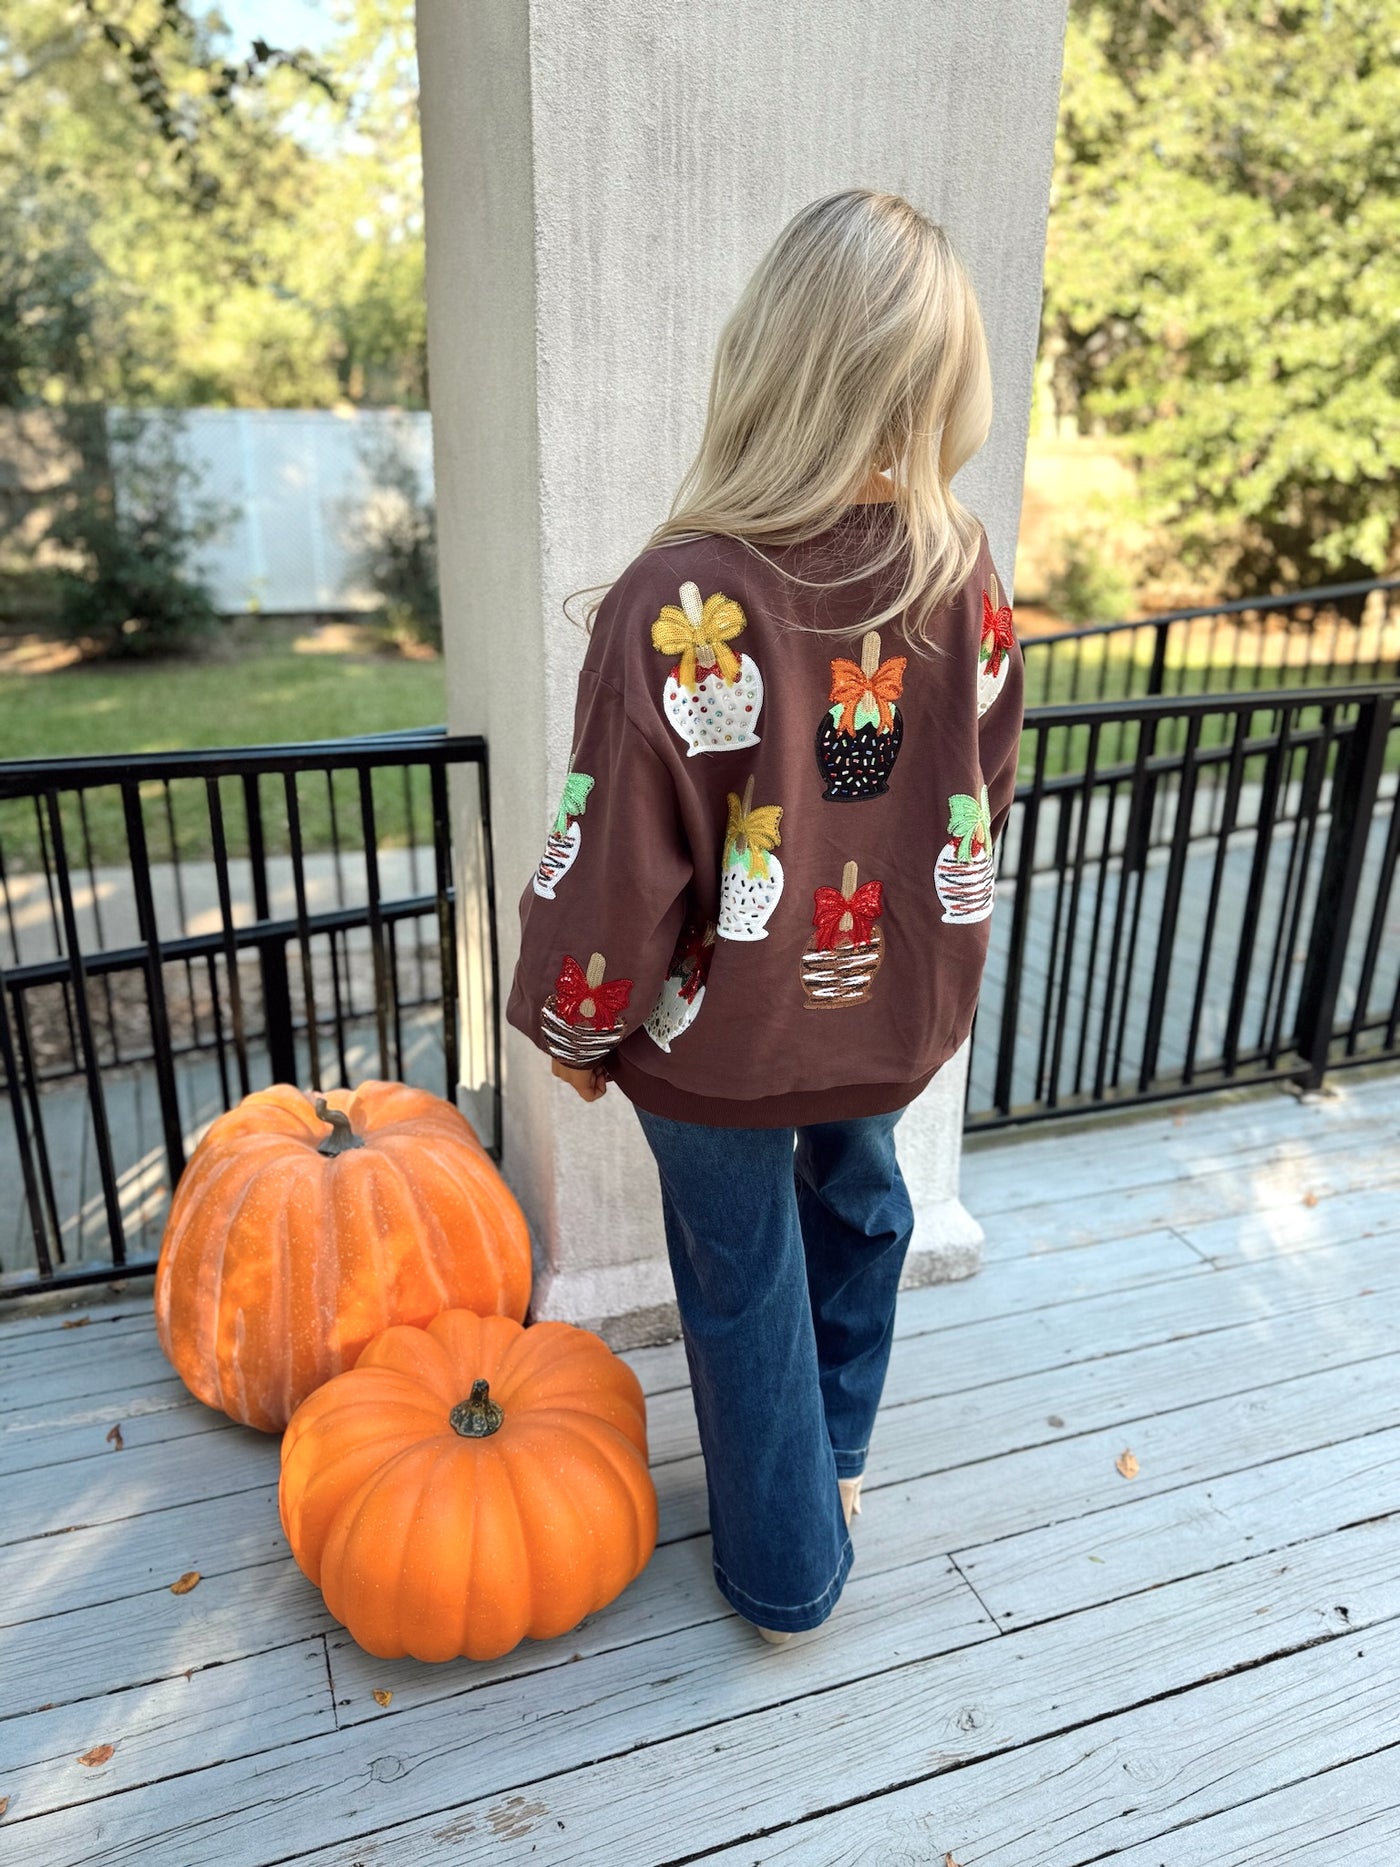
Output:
[571, 188, 993, 654]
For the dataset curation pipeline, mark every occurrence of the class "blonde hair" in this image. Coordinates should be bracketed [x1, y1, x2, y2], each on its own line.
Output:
[570, 188, 993, 655]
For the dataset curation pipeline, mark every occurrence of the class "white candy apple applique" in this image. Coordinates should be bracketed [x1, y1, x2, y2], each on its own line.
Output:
[645, 918, 717, 1052]
[934, 784, 997, 924]
[717, 777, 784, 941]
[533, 767, 593, 897]
[978, 574, 1015, 718]
[540, 950, 634, 1066]
[651, 580, 763, 755]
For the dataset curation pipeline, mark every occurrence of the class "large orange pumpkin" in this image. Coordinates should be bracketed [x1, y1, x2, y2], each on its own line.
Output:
[153, 1080, 532, 1433]
[278, 1308, 657, 1661]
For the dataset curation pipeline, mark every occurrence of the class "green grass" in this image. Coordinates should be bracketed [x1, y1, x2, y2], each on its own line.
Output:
[1017, 621, 1400, 788]
[0, 628, 448, 872]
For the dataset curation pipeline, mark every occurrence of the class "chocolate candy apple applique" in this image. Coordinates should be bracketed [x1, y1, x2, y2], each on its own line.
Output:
[541, 951, 634, 1065]
[645, 918, 717, 1051]
[934, 784, 996, 924]
[979, 574, 1015, 718]
[717, 776, 784, 941]
[800, 862, 885, 1007]
[815, 629, 907, 801]
[651, 580, 763, 756]
[533, 767, 593, 897]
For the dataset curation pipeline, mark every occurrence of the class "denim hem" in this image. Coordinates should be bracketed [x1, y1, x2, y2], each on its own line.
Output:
[713, 1533, 856, 1634]
[833, 1455, 867, 1479]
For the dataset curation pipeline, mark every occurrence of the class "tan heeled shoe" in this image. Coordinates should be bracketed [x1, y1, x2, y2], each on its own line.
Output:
[752, 1476, 866, 1643]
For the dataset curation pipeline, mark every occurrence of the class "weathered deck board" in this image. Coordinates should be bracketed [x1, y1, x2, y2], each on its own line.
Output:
[1, 1639, 335, 1825]
[0, 1068, 1396, 1867]
[693, 1628, 1400, 1865]
[256, 1516, 1400, 1867]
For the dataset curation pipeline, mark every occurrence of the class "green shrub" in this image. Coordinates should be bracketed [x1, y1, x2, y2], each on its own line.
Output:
[352, 421, 441, 652]
[1045, 526, 1137, 625]
[50, 410, 225, 660]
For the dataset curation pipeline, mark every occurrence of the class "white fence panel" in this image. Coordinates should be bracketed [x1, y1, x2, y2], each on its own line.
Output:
[109, 406, 434, 615]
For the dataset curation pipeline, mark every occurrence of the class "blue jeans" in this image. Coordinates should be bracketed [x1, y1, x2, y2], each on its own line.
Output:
[632, 1102, 916, 1634]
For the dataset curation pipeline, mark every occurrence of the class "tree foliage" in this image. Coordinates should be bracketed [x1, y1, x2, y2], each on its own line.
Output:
[1044, 0, 1400, 593]
[0, 0, 423, 414]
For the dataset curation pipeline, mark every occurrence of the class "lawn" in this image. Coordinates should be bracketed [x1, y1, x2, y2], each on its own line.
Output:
[0, 623, 448, 871]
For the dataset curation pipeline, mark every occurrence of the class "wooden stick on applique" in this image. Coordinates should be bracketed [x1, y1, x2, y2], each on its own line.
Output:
[837, 860, 859, 941]
[577, 951, 607, 1023]
[860, 631, 881, 679]
[733, 775, 755, 857]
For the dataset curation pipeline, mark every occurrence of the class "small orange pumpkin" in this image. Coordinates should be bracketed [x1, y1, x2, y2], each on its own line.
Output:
[153, 1080, 531, 1433]
[278, 1308, 658, 1660]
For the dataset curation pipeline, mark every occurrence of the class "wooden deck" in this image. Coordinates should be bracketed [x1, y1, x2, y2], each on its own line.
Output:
[2, 1066, 1399, 1863]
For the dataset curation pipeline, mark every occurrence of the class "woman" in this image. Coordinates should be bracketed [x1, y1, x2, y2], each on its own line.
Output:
[506, 187, 1025, 1641]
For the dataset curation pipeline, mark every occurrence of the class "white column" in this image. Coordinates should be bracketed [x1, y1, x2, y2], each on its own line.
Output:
[417, 0, 1066, 1344]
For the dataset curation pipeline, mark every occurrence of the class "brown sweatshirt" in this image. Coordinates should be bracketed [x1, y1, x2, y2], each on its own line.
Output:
[505, 503, 1025, 1127]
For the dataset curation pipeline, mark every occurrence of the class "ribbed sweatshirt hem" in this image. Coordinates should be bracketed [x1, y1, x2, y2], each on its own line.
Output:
[607, 1049, 941, 1129]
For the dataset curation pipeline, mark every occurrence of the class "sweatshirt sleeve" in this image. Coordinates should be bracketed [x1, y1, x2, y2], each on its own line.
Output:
[505, 666, 694, 1068]
[978, 573, 1027, 850]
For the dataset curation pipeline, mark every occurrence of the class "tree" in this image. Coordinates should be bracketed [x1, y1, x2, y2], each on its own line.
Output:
[1043, 0, 1400, 594]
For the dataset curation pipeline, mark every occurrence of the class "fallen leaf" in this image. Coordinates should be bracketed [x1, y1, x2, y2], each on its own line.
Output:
[1359, 1287, 1374, 1296]
[0, 1795, 9, 1817]
[372, 1688, 392, 1708]
[1115, 1448, 1139, 1479]
[1301, 1190, 1318, 1207]
[1047, 1414, 1065, 1428]
[945, 1853, 963, 1867]
[1087, 1554, 1105, 1563]
[105, 1423, 124, 1452]
[169, 1571, 201, 1595]
[61, 1317, 90, 1330]
[78, 1744, 114, 1767]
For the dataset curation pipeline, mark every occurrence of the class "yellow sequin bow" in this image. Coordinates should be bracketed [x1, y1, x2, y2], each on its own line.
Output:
[724, 791, 783, 879]
[651, 581, 747, 690]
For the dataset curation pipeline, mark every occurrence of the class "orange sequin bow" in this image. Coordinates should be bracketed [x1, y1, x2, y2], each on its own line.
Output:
[828, 654, 907, 735]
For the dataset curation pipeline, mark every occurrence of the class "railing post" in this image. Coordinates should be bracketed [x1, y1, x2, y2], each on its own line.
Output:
[1293, 691, 1393, 1091]
[242, 771, 297, 1085]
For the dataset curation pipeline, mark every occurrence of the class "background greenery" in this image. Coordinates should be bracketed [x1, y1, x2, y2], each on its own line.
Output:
[1043, 0, 1399, 597]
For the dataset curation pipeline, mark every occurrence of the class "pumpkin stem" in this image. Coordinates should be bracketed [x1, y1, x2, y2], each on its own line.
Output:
[449, 1378, 505, 1438]
[313, 1097, 365, 1156]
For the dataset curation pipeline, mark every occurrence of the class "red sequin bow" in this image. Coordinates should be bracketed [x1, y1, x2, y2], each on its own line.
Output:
[811, 879, 884, 951]
[981, 590, 1015, 677]
[827, 656, 906, 735]
[553, 955, 633, 1029]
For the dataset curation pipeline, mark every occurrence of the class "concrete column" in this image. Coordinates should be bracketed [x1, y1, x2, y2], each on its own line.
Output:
[417, 0, 1066, 1346]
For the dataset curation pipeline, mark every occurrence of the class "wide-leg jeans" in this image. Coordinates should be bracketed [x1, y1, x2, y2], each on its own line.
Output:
[632, 1102, 916, 1634]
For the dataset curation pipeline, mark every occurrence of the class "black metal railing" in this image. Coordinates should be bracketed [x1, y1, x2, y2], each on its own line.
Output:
[965, 677, 1400, 1128]
[1022, 575, 1400, 711]
[0, 728, 498, 1296]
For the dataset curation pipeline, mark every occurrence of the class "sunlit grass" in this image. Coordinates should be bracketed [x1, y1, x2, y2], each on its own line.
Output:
[0, 630, 447, 870]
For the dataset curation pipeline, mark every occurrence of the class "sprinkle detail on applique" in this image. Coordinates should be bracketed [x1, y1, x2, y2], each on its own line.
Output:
[717, 775, 784, 941]
[815, 629, 907, 801]
[541, 951, 634, 1064]
[652, 580, 763, 756]
[645, 918, 717, 1051]
[533, 767, 594, 897]
[978, 573, 1015, 719]
[800, 862, 885, 1008]
[934, 784, 996, 924]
